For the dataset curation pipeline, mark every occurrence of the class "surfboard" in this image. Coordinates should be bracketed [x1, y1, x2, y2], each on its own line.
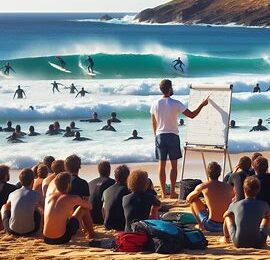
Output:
[48, 62, 72, 73]
[78, 62, 100, 76]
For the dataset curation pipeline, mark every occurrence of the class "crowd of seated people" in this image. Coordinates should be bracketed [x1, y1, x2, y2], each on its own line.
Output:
[0, 152, 269, 250]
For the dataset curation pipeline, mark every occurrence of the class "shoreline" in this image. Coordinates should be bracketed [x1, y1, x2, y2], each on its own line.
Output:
[9, 150, 270, 185]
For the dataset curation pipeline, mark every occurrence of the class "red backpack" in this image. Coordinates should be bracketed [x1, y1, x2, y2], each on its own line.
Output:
[114, 232, 149, 252]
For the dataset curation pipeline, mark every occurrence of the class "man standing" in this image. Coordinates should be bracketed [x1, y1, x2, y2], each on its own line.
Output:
[150, 79, 208, 198]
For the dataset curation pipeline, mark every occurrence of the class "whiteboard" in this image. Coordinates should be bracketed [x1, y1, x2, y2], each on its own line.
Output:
[185, 85, 232, 147]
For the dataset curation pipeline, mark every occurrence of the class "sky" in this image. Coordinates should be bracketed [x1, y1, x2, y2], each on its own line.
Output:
[0, 0, 169, 13]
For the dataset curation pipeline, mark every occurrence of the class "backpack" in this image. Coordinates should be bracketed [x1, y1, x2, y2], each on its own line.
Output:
[131, 219, 184, 254]
[114, 232, 149, 252]
[182, 228, 208, 250]
[161, 211, 198, 225]
[179, 179, 202, 200]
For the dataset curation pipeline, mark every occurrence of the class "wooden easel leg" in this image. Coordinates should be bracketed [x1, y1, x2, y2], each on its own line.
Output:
[222, 150, 227, 179]
[227, 151, 233, 172]
[180, 146, 187, 181]
[201, 152, 208, 180]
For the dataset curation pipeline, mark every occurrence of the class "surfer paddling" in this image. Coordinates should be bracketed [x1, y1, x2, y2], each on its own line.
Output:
[1, 62, 16, 76]
[51, 81, 64, 93]
[172, 57, 185, 73]
[75, 88, 89, 98]
[13, 85, 26, 99]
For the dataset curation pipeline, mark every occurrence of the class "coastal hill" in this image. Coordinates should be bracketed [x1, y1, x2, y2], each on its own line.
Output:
[135, 0, 270, 26]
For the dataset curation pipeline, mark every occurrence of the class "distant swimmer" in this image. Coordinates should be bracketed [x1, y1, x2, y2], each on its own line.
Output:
[53, 121, 65, 133]
[230, 120, 239, 129]
[29, 106, 34, 110]
[70, 121, 80, 130]
[80, 112, 102, 123]
[253, 83, 261, 93]
[75, 87, 89, 98]
[69, 83, 78, 94]
[172, 57, 185, 73]
[2, 121, 15, 132]
[109, 112, 121, 123]
[51, 81, 64, 93]
[98, 120, 116, 132]
[63, 126, 75, 137]
[266, 86, 270, 92]
[55, 56, 66, 69]
[249, 119, 268, 132]
[13, 85, 26, 99]
[28, 125, 41, 136]
[7, 124, 26, 139]
[124, 130, 143, 141]
[1, 62, 16, 76]
[46, 124, 60, 135]
[7, 133, 24, 143]
[86, 56, 94, 73]
[73, 131, 91, 141]
[178, 119, 184, 126]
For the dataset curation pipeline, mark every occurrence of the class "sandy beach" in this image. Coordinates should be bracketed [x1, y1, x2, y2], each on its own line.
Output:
[1, 151, 269, 259]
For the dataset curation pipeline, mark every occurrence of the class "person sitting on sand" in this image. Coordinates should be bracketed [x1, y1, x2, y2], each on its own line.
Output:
[123, 169, 161, 232]
[124, 130, 143, 141]
[42, 160, 65, 197]
[46, 124, 59, 135]
[0, 165, 17, 230]
[186, 162, 233, 232]
[33, 164, 49, 194]
[69, 83, 78, 94]
[64, 155, 94, 238]
[13, 85, 26, 99]
[249, 119, 268, 132]
[88, 160, 115, 224]
[75, 87, 89, 98]
[80, 112, 102, 123]
[63, 127, 75, 137]
[1, 168, 43, 236]
[253, 83, 261, 93]
[98, 120, 116, 132]
[253, 156, 270, 207]
[43, 172, 94, 244]
[109, 112, 121, 123]
[178, 118, 184, 126]
[7, 132, 24, 143]
[222, 176, 270, 248]
[102, 165, 130, 231]
[43, 156, 55, 173]
[72, 131, 91, 141]
[2, 121, 14, 132]
[28, 125, 41, 136]
[227, 156, 252, 202]
[70, 121, 79, 130]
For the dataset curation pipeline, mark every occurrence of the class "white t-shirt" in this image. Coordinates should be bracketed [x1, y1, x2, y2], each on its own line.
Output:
[150, 97, 186, 135]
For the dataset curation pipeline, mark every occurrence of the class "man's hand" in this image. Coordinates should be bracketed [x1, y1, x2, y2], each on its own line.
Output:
[201, 96, 209, 107]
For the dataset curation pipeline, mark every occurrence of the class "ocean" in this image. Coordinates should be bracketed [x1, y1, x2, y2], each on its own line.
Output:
[0, 13, 269, 169]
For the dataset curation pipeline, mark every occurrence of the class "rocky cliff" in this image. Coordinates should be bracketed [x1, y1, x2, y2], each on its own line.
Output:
[135, 0, 270, 26]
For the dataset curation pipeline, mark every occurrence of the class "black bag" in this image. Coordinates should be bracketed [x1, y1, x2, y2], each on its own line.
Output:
[183, 227, 208, 250]
[131, 219, 184, 254]
[179, 179, 202, 200]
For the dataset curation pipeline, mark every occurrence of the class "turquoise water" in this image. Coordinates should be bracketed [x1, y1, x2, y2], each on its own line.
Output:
[0, 13, 269, 169]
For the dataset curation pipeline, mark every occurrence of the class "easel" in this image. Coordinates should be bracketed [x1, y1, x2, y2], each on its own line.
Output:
[180, 84, 233, 181]
[180, 145, 233, 180]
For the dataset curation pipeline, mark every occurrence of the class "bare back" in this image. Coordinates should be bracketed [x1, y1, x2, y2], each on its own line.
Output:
[201, 181, 233, 222]
[43, 193, 81, 238]
[42, 174, 56, 197]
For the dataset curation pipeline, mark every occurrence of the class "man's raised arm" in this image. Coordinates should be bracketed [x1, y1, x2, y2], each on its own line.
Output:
[183, 97, 209, 119]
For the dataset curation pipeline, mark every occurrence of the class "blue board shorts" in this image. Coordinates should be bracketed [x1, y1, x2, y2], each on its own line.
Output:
[155, 133, 182, 161]
[198, 209, 223, 232]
